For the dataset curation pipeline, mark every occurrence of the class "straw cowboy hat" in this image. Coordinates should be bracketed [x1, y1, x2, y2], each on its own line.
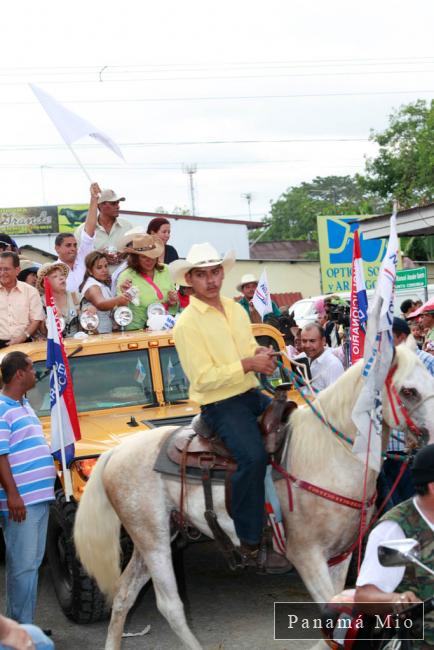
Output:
[116, 226, 149, 250]
[169, 242, 236, 287]
[122, 234, 164, 259]
[36, 261, 69, 293]
[236, 273, 258, 292]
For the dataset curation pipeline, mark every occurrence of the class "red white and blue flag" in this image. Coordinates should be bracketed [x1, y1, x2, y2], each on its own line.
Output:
[45, 278, 81, 466]
[350, 230, 368, 364]
[352, 211, 398, 471]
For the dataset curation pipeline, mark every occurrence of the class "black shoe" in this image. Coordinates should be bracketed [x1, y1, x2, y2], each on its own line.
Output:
[42, 629, 52, 637]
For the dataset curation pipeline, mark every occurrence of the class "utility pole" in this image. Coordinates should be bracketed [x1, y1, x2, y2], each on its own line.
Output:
[183, 164, 197, 215]
[241, 192, 252, 220]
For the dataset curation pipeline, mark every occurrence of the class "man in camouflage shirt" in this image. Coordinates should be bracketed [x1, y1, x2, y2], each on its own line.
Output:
[355, 444, 434, 648]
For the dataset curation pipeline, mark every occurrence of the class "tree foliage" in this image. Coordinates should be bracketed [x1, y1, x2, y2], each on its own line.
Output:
[362, 99, 434, 206]
[254, 175, 384, 242]
[256, 99, 433, 246]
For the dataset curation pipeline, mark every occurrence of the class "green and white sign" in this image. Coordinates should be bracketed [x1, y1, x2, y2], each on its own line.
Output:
[396, 267, 427, 290]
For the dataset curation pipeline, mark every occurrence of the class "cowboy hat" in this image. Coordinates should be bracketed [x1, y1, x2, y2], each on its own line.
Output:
[36, 261, 69, 293]
[117, 226, 149, 250]
[236, 273, 258, 292]
[421, 297, 434, 314]
[169, 242, 236, 287]
[122, 234, 164, 259]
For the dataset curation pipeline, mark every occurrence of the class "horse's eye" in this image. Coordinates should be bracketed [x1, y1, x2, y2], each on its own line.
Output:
[401, 387, 419, 400]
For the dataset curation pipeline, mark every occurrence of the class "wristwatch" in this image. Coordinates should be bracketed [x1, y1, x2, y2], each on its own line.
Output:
[24, 330, 31, 340]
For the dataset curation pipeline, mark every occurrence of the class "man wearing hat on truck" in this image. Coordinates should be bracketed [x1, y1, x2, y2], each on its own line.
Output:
[355, 443, 434, 647]
[170, 244, 290, 573]
[237, 273, 282, 324]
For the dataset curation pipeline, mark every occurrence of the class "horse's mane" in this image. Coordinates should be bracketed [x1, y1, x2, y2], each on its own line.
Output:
[287, 343, 420, 474]
[288, 362, 363, 473]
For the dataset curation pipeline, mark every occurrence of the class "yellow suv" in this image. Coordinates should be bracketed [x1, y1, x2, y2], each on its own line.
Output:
[0, 323, 295, 623]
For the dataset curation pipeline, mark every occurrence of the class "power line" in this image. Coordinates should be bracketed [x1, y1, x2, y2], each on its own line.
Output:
[0, 138, 370, 152]
[0, 88, 433, 106]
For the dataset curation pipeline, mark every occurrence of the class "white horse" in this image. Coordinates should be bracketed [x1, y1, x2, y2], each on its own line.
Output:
[74, 342, 434, 650]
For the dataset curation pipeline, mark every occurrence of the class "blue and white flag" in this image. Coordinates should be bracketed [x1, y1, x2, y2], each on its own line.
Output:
[352, 210, 398, 471]
[135, 358, 147, 385]
[45, 278, 81, 467]
[252, 269, 273, 320]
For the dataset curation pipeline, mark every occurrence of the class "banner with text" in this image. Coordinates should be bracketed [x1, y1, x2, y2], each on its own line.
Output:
[317, 215, 396, 293]
[0, 204, 89, 235]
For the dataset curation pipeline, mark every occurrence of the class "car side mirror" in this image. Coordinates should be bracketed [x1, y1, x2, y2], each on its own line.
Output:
[378, 538, 420, 567]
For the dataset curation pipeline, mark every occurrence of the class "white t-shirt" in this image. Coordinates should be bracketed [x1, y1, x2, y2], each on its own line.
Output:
[309, 347, 344, 391]
[356, 498, 434, 592]
[57, 229, 95, 293]
[81, 277, 113, 334]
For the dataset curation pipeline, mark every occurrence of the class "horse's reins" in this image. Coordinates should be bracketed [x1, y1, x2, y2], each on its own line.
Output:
[274, 356, 427, 566]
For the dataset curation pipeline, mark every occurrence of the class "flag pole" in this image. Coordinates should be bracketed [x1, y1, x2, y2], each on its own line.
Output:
[52, 365, 73, 501]
[66, 143, 93, 184]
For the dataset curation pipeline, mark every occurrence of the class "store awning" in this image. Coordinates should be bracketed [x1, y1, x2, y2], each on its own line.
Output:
[358, 203, 434, 240]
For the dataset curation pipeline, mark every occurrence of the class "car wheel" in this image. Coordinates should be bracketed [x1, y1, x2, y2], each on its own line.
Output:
[46, 488, 109, 623]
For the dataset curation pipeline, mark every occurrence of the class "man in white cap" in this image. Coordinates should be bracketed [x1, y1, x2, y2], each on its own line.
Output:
[237, 273, 282, 324]
[170, 243, 290, 573]
[75, 187, 132, 273]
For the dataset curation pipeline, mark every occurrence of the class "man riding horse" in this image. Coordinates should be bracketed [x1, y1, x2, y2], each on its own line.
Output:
[169, 242, 290, 573]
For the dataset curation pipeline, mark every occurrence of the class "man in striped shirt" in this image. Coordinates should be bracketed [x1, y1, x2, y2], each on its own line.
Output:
[0, 351, 56, 624]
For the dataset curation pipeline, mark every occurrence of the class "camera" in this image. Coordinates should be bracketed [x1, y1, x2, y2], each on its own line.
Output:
[326, 301, 350, 328]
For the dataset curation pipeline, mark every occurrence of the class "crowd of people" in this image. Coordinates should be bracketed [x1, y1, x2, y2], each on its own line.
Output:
[0, 183, 185, 346]
[0, 190, 433, 644]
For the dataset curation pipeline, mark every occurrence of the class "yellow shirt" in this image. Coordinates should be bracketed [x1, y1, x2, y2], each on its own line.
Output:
[173, 295, 258, 405]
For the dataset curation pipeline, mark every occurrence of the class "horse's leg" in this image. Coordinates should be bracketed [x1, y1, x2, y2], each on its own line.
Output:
[329, 555, 352, 595]
[143, 546, 203, 650]
[291, 548, 335, 603]
[105, 548, 150, 650]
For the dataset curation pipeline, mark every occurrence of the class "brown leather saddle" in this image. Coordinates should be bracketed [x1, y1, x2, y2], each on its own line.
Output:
[160, 385, 297, 571]
[166, 385, 298, 473]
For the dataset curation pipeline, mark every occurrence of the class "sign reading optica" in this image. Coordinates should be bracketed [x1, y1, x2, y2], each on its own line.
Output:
[317, 215, 390, 293]
[396, 267, 427, 290]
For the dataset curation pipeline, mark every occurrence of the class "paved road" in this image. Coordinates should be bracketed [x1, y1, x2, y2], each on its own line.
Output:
[0, 540, 319, 650]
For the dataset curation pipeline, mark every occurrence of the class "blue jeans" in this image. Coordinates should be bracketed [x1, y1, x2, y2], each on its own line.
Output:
[201, 389, 271, 545]
[0, 624, 54, 649]
[0, 502, 50, 624]
[377, 458, 415, 512]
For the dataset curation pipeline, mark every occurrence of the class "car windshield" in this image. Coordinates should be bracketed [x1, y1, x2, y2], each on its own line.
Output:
[159, 346, 189, 402]
[291, 300, 315, 320]
[29, 350, 154, 415]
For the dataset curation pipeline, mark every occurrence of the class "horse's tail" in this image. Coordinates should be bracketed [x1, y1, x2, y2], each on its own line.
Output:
[74, 449, 121, 601]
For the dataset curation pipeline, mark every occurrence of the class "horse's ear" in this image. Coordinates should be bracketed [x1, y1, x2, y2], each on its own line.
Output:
[405, 334, 418, 352]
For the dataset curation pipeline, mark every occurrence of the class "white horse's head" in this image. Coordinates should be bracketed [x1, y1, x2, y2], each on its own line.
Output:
[382, 339, 434, 447]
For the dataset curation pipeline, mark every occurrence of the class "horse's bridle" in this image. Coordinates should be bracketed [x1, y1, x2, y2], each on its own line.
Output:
[385, 365, 430, 447]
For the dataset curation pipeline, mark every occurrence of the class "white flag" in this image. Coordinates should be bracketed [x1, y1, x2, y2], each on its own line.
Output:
[30, 84, 124, 160]
[252, 269, 273, 320]
[351, 211, 398, 471]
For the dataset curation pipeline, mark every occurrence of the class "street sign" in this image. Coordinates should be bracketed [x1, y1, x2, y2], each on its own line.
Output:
[396, 267, 427, 290]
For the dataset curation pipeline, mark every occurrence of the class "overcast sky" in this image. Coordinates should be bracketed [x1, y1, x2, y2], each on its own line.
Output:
[0, 0, 433, 222]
